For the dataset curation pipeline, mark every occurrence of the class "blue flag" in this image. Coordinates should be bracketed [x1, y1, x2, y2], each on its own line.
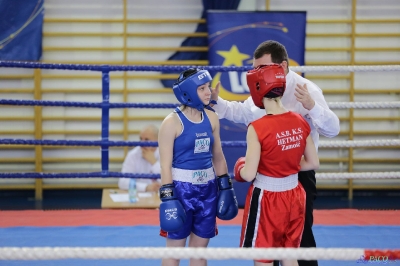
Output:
[0, 0, 44, 61]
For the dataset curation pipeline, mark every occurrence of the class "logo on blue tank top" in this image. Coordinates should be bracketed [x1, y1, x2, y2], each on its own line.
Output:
[196, 132, 208, 137]
[194, 138, 210, 154]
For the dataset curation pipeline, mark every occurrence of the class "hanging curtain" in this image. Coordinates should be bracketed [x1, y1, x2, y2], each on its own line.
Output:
[161, 0, 241, 88]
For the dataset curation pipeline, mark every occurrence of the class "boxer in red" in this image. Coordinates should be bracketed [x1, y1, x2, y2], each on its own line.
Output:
[234, 64, 320, 266]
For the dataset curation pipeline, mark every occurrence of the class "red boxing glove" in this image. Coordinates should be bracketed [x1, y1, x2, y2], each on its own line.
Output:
[234, 157, 246, 182]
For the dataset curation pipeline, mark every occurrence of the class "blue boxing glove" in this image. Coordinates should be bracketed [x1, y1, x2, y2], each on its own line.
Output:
[217, 174, 239, 220]
[159, 183, 186, 232]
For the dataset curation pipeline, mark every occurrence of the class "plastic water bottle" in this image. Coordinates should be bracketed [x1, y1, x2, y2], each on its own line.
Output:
[128, 178, 138, 203]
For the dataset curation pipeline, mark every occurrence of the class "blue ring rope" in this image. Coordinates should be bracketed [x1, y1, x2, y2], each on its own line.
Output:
[0, 99, 179, 109]
[0, 139, 246, 147]
[0, 172, 161, 179]
[0, 61, 252, 72]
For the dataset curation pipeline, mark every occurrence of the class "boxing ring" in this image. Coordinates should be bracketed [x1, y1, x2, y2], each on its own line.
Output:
[0, 61, 399, 264]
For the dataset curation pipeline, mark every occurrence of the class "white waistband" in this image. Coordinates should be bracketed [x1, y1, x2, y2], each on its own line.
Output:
[253, 173, 298, 192]
[172, 167, 215, 185]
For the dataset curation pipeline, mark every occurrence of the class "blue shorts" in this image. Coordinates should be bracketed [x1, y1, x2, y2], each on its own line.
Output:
[161, 179, 218, 240]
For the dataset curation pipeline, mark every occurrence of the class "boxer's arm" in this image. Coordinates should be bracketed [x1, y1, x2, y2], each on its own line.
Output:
[240, 125, 260, 182]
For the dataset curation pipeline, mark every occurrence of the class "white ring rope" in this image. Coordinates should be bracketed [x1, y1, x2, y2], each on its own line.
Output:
[317, 139, 400, 179]
[0, 247, 366, 261]
[316, 172, 400, 179]
[291, 65, 400, 72]
[319, 139, 400, 148]
[328, 102, 400, 109]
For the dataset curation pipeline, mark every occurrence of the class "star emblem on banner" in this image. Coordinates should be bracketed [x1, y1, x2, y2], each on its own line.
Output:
[217, 45, 250, 66]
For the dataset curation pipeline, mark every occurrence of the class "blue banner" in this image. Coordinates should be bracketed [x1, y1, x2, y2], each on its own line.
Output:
[207, 11, 306, 180]
[0, 0, 44, 61]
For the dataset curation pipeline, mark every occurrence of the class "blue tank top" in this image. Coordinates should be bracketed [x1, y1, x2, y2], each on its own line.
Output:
[172, 107, 214, 170]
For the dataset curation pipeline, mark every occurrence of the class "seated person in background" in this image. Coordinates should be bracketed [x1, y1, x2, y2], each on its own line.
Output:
[118, 124, 161, 192]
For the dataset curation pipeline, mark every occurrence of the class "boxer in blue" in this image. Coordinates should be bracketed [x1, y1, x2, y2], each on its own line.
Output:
[158, 68, 238, 266]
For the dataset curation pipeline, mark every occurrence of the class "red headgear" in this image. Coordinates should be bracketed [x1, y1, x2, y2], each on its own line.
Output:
[246, 64, 286, 109]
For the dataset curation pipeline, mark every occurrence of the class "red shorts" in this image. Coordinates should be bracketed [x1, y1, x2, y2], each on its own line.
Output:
[239, 183, 306, 263]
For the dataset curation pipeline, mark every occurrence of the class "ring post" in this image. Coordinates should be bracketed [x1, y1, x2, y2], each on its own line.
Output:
[101, 66, 110, 175]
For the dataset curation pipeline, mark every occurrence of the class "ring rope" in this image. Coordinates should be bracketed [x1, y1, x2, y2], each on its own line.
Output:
[1, 99, 400, 109]
[0, 139, 159, 147]
[319, 139, 400, 148]
[0, 99, 178, 109]
[0, 172, 160, 179]
[291, 65, 400, 73]
[1, 61, 400, 72]
[0, 171, 399, 179]
[0, 247, 398, 261]
[0, 139, 399, 148]
[316, 172, 400, 179]
[328, 102, 400, 109]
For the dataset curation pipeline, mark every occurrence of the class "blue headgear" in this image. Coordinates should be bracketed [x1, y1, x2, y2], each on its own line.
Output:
[173, 68, 212, 111]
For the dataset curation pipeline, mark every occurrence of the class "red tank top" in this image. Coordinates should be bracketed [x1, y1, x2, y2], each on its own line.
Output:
[250, 111, 311, 177]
